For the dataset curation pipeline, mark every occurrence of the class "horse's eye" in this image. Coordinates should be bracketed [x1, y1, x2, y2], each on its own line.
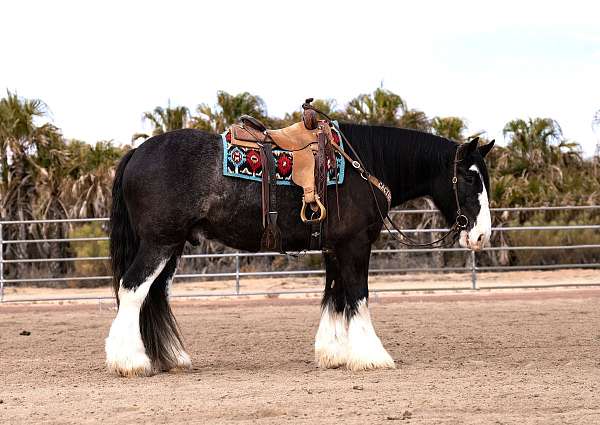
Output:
[464, 174, 476, 184]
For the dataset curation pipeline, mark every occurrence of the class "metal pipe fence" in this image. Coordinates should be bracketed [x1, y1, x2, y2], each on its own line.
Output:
[1, 206, 599, 303]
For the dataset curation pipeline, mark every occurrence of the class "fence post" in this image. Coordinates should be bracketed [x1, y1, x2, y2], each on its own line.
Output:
[0, 222, 4, 302]
[235, 252, 240, 295]
[471, 250, 478, 290]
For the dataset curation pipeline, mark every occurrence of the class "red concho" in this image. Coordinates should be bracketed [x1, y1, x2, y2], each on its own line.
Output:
[246, 149, 262, 173]
[277, 153, 292, 177]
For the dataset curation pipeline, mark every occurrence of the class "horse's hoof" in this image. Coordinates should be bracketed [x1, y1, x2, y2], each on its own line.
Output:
[106, 355, 154, 377]
[168, 351, 192, 373]
[105, 336, 154, 377]
[315, 346, 348, 369]
[345, 347, 396, 371]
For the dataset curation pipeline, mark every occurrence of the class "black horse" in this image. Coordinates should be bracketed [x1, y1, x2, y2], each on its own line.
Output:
[105, 123, 494, 376]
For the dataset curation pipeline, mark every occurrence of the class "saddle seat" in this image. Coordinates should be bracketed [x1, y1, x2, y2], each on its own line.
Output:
[232, 118, 319, 151]
[228, 115, 328, 223]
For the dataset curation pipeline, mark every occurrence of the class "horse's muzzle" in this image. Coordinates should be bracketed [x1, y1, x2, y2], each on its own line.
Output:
[459, 230, 489, 252]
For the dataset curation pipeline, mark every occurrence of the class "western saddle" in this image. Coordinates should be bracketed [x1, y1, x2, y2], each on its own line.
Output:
[227, 99, 337, 251]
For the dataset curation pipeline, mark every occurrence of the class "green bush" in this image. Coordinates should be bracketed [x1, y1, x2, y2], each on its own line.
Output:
[68, 222, 110, 287]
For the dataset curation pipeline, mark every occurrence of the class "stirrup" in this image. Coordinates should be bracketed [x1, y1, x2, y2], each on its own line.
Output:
[300, 194, 326, 224]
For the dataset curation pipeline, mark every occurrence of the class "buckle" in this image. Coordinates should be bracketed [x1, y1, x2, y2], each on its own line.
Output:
[456, 214, 469, 228]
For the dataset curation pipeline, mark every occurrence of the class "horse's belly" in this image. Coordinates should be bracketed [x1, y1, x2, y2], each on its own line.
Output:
[201, 180, 310, 252]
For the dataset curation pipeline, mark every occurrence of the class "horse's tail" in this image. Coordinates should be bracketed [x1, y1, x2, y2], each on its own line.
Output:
[109, 148, 138, 305]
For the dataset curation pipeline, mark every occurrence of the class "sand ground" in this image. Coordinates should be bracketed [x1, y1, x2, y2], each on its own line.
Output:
[1, 285, 600, 424]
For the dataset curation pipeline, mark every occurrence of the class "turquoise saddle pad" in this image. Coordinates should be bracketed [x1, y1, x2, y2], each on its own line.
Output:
[221, 127, 346, 186]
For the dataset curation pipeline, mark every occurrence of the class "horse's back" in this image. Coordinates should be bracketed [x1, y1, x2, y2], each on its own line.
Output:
[128, 128, 220, 171]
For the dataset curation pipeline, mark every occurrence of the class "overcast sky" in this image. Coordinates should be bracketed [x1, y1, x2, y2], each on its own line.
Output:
[2, 0, 599, 155]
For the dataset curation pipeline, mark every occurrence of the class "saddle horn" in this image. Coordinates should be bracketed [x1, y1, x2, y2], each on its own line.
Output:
[302, 98, 318, 130]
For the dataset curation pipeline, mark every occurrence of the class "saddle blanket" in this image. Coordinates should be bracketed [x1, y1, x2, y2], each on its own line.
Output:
[221, 128, 346, 186]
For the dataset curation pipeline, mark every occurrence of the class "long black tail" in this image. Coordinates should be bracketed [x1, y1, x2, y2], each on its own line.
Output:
[140, 254, 186, 371]
[109, 148, 186, 370]
[110, 149, 138, 305]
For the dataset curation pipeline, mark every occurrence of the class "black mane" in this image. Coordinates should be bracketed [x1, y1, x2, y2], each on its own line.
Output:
[338, 123, 458, 204]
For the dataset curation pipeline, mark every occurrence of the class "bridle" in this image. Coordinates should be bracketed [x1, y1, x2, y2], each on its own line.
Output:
[302, 101, 470, 248]
[452, 146, 470, 230]
[380, 145, 469, 248]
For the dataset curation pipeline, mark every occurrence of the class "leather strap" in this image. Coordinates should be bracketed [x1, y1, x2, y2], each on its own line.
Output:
[259, 143, 282, 252]
[259, 145, 270, 228]
[330, 142, 392, 210]
[307, 129, 330, 250]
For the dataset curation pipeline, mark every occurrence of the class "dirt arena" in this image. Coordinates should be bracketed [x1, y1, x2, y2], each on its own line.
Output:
[2, 289, 600, 424]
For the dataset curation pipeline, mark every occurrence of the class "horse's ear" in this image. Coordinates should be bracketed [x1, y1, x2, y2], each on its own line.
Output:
[468, 137, 479, 147]
[478, 139, 495, 157]
[462, 137, 479, 157]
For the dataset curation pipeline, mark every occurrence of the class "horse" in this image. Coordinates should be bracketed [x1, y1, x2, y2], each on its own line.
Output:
[105, 122, 494, 377]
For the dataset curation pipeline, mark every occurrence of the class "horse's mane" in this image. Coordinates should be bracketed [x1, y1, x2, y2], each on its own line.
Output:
[337, 123, 458, 184]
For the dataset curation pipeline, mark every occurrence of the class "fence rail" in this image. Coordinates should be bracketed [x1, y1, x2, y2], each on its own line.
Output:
[1, 205, 599, 303]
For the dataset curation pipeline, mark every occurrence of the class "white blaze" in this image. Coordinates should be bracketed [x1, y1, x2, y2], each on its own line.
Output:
[460, 164, 491, 250]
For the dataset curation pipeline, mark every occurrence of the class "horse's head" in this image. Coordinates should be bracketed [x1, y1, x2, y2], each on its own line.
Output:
[432, 137, 495, 251]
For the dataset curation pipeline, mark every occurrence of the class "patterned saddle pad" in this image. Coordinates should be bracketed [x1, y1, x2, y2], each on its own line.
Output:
[221, 127, 346, 186]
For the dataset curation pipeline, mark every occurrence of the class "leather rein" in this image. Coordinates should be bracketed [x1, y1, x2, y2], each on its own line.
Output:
[303, 102, 469, 248]
[376, 146, 468, 248]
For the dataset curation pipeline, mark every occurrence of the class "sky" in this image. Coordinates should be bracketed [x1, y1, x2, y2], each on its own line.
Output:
[2, 0, 599, 156]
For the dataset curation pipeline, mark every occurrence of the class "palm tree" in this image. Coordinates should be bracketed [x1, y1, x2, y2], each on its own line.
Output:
[0, 91, 56, 183]
[495, 117, 592, 213]
[64, 140, 128, 218]
[503, 118, 561, 154]
[272, 98, 346, 127]
[431, 116, 467, 141]
[132, 104, 190, 142]
[0, 91, 64, 219]
[0, 91, 71, 276]
[503, 118, 580, 173]
[192, 91, 267, 133]
[398, 109, 431, 132]
[344, 88, 406, 125]
[344, 88, 431, 131]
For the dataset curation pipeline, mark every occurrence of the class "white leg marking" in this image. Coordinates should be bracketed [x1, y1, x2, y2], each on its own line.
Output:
[346, 299, 395, 371]
[315, 304, 349, 368]
[105, 260, 166, 377]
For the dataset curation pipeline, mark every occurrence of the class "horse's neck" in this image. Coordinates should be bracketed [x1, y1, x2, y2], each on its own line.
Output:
[383, 135, 452, 207]
[341, 123, 454, 207]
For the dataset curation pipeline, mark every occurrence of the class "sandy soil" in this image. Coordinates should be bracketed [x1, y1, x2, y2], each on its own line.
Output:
[2, 289, 600, 424]
[3, 269, 600, 303]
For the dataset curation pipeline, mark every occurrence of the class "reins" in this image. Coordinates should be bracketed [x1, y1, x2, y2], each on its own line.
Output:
[302, 100, 469, 248]
[376, 146, 468, 248]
